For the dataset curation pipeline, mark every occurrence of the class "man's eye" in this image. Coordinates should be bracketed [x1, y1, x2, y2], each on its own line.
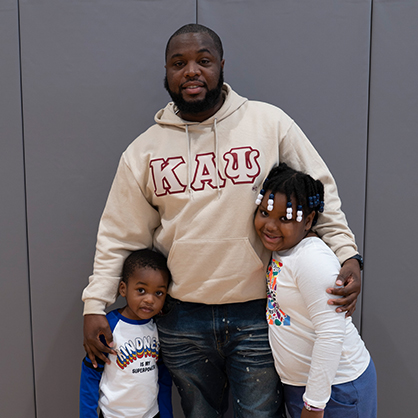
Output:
[200, 58, 210, 65]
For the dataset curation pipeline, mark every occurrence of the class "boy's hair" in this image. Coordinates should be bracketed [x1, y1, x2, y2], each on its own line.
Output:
[165, 23, 224, 61]
[262, 163, 325, 226]
[121, 249, 171, 284]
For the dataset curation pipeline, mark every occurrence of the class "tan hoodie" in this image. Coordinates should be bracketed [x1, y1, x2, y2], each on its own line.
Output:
[83, 84, 357, 315]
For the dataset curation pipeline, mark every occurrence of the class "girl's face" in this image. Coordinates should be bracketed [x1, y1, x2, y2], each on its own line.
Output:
[254, 191, 315, 252]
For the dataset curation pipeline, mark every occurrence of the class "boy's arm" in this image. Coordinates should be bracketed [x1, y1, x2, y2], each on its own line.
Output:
[157, 360, 173, 418]
[80, 356, 104, 418]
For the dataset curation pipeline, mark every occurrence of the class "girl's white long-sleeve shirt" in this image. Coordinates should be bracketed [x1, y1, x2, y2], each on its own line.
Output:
[267, 237, 370, 409]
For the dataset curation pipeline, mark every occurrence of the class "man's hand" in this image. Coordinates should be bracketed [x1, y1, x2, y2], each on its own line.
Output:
[326, 258, 361, 317]
[83, 314, 116, 368]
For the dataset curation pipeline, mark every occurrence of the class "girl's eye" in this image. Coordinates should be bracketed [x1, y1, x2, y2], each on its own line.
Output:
[280, 216, 290, 222]
[260, 210, 268, 217]
[137, 288, 145, 294]
[156, 291, 165, 297]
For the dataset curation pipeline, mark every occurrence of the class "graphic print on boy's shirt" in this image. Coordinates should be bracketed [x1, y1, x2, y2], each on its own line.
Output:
[115, 333, 159, 372]
[266, 258, 291, 326]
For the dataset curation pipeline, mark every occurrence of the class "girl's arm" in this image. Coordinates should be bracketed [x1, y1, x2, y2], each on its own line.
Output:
[301, 408, 324, 418]
[295, 244, 346, 410]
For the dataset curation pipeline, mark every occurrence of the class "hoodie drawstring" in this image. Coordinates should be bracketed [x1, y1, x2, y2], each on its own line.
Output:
[213, 118, 221, 199]
[185, 119, 222, 200]
[185, 124, 193, 198]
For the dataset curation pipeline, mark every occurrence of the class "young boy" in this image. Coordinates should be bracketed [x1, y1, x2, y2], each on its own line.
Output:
[80, 249, 173, 418]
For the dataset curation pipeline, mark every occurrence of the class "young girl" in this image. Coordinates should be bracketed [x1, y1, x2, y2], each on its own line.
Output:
[254, 163, 377, 418]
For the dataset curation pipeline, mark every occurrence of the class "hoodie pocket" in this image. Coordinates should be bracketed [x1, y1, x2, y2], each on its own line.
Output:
[167, 238, 266, 303]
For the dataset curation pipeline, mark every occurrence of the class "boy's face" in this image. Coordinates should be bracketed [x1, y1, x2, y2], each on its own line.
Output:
[119, 267, 169, 321]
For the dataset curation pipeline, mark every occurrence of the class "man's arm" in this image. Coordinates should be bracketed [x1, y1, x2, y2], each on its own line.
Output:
[279, 122, 361, 313]
[83, 315, 116, 367]
[327, 257, 362, 317]
[82, 154, 160, 359]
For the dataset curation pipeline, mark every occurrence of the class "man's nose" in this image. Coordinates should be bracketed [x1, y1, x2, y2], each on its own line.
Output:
[184, 61, 201, 77]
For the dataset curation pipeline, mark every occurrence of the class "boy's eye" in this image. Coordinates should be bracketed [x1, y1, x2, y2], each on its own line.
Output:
[156, 291, 165, 297]
[137, 288, 145, 294]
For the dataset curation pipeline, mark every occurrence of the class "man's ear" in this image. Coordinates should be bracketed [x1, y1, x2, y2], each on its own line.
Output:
[119, 281, 127, 297]
[305, 211, 315, 231]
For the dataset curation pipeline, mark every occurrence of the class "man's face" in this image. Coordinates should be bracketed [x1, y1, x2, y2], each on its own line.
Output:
[165, 32, 225, 122]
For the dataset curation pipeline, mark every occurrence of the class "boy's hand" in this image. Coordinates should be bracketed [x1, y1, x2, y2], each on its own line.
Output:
[83, 314, 116, 368]
[326, 258, 361, 317]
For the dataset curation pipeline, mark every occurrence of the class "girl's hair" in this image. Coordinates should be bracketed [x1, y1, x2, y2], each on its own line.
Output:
[262, 163, 325, 226]
[121, 249, 171, 284]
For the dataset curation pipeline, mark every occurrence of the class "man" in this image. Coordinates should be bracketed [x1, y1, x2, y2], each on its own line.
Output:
[83, 24, 362, 417]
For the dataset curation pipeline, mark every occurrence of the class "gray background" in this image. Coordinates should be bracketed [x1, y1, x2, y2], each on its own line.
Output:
[1, 0, 416, 416]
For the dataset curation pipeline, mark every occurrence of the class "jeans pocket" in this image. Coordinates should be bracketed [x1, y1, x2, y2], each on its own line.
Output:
[326, 382, 358, 418]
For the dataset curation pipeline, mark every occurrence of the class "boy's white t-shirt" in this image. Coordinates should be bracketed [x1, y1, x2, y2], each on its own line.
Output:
[267, 236, 370, 409]
[99, 310, 160, 418]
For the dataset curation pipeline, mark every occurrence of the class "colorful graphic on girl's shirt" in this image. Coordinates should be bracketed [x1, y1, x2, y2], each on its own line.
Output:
[266, 258, 291, 326]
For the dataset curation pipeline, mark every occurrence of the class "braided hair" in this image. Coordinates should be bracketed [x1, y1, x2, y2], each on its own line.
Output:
[121, 249, 171, 284]
[261, 163, 325, 226]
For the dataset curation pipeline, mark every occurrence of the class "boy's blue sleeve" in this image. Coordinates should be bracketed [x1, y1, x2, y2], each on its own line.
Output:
[80, 356, 104, 418]
[157, 360, 173, 418]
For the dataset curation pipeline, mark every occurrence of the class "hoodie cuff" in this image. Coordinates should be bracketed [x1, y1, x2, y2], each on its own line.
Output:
[83, 299, 107, 316]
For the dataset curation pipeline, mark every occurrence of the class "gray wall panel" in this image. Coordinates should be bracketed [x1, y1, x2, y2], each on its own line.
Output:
[199, 0, 372, 324]
[19, 1, 194, 416]
[363, 1, 418, 415]
[3, 0, 415, 416]
[0, 1, 35, 417]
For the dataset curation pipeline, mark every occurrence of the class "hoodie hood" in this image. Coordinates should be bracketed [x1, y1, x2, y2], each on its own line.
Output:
[154, 83, 248, 198]
[154, 83, 248, 127]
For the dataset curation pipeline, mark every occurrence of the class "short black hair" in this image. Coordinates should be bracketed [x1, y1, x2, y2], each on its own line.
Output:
[165, 23, 224, 61]
[121, 249, 171, 284]
[262, 163, 325, 226]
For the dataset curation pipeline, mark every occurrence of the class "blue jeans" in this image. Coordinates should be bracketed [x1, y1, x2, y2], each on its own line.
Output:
[156, 298, 285, 418]
[283, 358, 377, 418]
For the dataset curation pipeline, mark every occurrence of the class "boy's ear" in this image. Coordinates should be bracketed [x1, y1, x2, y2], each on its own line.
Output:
[119, 281, 127, 297]
[305, 211, 315, 230]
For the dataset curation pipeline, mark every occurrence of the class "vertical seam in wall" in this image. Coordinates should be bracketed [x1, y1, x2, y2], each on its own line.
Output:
[17, 1, 38, 416]
[360, 0, 374, 335]
[196, 0, 199, 23]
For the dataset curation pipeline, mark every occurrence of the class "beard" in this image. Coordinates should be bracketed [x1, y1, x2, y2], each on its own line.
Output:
[164, 70, 224, 115]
